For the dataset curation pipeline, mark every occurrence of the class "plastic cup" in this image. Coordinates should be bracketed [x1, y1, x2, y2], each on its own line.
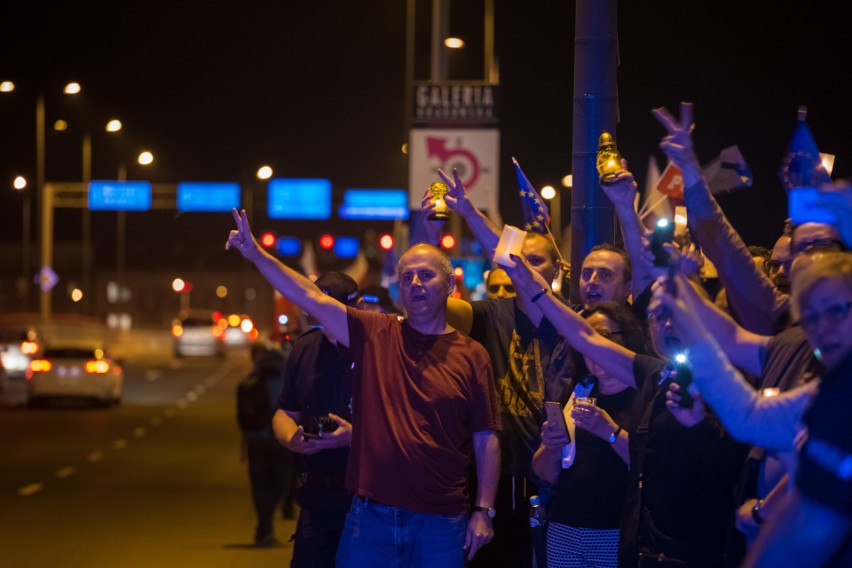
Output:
[493, 225, 527, 267]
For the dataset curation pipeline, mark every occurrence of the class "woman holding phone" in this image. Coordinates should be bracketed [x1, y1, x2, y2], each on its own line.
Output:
[532, 301, 649, 567]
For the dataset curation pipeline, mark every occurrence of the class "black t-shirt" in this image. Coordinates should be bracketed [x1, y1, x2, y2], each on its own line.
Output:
[469, 297, 575, 477]
[761, 325, 821, 391]
[620, 355, 748, 565]
[549, 384, 637, 529]
[798, 349, 852, 517]
[276, 328, 353, 476]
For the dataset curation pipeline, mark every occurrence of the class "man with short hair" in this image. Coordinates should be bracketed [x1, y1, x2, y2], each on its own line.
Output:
[485, 268, 517, 300]
[767, 235, 793, 295]
[227, 209, 501, 567]
[578, 243, 632, 312]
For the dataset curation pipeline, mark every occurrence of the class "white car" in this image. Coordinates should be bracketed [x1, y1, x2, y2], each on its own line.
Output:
[222, 314, 259, 348]
[172, 310, 225, 358]
[0, 326, 45, 381]
[27, 341, 124, 407]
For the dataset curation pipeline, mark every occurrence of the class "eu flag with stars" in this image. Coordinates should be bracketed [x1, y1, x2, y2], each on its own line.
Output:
[513, 157, 550, 234]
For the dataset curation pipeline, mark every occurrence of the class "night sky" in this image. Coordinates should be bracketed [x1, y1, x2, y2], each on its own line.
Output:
[1, 1, 850, 273]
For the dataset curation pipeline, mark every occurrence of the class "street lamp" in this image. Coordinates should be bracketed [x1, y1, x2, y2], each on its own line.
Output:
[256, 165, 273, 180]
[137, 150, 154, 166]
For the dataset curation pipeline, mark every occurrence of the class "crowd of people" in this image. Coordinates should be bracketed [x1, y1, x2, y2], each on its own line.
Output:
[227, 100, 852, 567]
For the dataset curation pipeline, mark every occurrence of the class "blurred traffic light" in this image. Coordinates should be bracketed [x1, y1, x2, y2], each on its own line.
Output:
[440, 234, 456, 250]
[319, 234, 335, 250]
[379, 234, 394, 250]
[172, 278, 192, 293]
[260, 232, 276, 248]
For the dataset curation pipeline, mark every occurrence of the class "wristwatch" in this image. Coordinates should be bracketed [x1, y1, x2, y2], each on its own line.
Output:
[608, 426, 623, 444]
[472, 506, 497, 519]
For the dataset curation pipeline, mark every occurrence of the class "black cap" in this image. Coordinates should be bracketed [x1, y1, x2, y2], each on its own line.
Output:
[315, 272, 360, 306]
[359, 285, 401, 314]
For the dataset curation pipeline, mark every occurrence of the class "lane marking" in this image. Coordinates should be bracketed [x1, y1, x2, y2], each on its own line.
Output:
[88, 451, 104, 462]
[55, 466, 76, 478]
[150, 416, 162, 427]
[18, 483, 43, 496]
[112, 439, 128, 450]
[133, 427, 146, 438]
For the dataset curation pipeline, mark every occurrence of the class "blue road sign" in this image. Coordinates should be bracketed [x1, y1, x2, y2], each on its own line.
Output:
[338, 189, 409, 220]
[268, 178, 332, 220]
[88, 180, 152, 211]
[177, 182, 241, 212]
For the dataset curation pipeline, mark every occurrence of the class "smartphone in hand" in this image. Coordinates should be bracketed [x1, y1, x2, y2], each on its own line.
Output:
[544, 401, 571, 443]
[652, 218, 675, 267]
[671, 358, 695, 409]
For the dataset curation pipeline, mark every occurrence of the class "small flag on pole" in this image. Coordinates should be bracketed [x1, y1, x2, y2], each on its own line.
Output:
[778, 106, 831, 192]
[513, 157, 550, 234]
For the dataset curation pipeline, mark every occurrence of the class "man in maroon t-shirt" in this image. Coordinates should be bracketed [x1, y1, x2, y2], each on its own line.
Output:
[227, 209, 501, 567]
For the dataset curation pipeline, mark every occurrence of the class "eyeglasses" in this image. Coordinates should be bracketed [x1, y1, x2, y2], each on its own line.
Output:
[488, 284, 515, 294]
[790, 237, 844, 255]
[767, 259, 793, 274]
[800, 301, 852, 331]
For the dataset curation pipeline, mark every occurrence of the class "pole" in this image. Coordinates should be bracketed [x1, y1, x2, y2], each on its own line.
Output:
[551, 191, 562, 247]
[484, 0, 497, 83]
[37, 95, 52, 322]
[82, 132, 92, 314]
[569, 0, 618, 304]
[117, 164, 127, 321]
[20, 190, 31, 309]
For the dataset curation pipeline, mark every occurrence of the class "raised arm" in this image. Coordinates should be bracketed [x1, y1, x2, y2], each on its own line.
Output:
[669, 252, 771, 376]
[226, 208, 349, 346]
[437, 168, 501, 255]
[600, 165, 655, 293]
[654, 271, 815, 449]
[505, 254, 638, 388]
[652, 102, 788, 335]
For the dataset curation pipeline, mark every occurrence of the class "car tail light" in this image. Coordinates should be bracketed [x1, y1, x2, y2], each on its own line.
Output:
[86, 360, 110, 374]
[172, 324, 184, 337]
[29, 359, 52, 373]
[21, 341, 40, 355]
[212, 326, 224, 338]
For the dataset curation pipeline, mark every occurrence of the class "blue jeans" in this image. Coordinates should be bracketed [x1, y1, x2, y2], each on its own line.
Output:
[335, 496, 468, 568]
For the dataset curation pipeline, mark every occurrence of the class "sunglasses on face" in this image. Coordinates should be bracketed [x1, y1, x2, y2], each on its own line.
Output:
[488, 284, 515, 294]
[790, 237, 844, 255]
[801, 301, 852, 331]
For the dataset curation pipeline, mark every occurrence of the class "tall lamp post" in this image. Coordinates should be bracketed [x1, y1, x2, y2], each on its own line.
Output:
[38, 82, 83, 322]
[13, 175, 31, 306]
